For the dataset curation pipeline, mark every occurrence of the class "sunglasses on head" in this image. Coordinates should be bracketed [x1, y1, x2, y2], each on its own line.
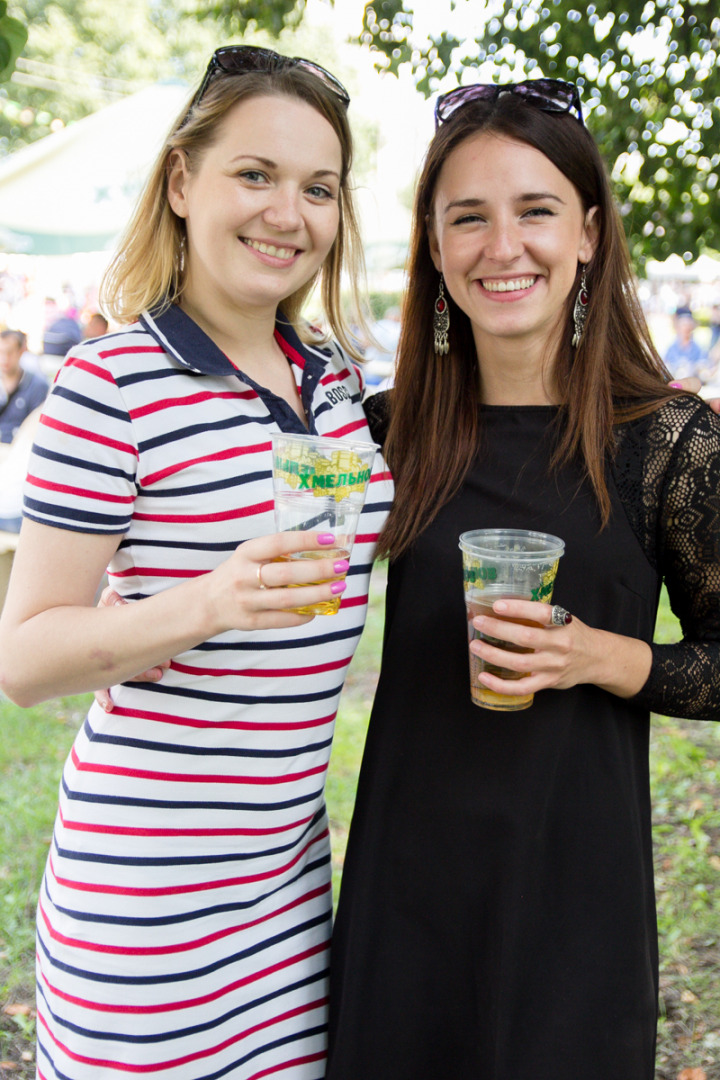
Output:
[434, 78, 584, 129]
[191, 45, 351, 111]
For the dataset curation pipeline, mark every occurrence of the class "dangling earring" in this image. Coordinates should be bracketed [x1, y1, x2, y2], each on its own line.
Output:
[571, 266, 589, 348]
[433, 275, 450, 356]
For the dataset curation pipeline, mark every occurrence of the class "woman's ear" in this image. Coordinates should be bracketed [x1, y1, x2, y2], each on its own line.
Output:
[579, 205, 600, 265]
[166, 149, 190, 219]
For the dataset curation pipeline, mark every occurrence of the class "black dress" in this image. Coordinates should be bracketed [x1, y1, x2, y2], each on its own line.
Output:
[327, 395, 720, 1080]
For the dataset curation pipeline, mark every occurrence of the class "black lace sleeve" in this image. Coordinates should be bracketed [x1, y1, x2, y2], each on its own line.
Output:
[615, 397, 720, 721]
[363, 390, 392, 449]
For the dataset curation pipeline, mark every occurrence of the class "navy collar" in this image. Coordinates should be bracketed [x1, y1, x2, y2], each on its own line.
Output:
[139, 303, 329, 434]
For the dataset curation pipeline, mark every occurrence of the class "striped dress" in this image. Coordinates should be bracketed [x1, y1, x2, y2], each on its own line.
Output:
[25, 305, 393, 1080]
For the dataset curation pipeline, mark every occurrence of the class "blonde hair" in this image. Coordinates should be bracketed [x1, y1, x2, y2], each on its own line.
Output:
[101, 64, 367, 359]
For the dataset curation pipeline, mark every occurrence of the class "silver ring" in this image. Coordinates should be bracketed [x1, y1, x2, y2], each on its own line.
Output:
[550, 605, 572, 626]
[257, 564, 267, 590]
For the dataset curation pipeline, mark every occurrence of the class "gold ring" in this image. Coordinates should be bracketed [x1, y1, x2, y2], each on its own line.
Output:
[257, 564, 267, 590]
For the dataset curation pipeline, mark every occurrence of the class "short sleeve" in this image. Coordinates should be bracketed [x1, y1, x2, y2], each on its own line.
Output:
[363, 390, 391, 448]
[23, 350, 139, 534]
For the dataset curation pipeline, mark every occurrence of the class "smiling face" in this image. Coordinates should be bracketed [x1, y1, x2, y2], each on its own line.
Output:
[167, 93, 343, 326]
[429, 132, 598, 363]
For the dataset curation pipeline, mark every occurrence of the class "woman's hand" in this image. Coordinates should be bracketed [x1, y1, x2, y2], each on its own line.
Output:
[469, 597, 652, 700]
[93, 530, 350, 711]
[94, 587, 172, 712]
[203, 530, 349, 634]
[671, 376, 720, 414]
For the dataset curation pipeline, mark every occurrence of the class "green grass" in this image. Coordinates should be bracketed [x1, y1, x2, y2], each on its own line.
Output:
[2, 580, 720, 1077]
[0, 695, 89, 1069]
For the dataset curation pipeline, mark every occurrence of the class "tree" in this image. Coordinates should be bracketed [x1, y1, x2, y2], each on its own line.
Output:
[0, 2, 26, 83]
[355, 0, 720, 267]
[1, 1, 218, 155]
[187, 0, 720, 267]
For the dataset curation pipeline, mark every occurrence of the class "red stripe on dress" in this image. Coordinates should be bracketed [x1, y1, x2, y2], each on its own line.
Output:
[26, 474, 134, 505]
[325, 418, 369, 438]
[107, 704, 337, 732]
[274, 330, 306, 370]
[57, 806, 315, 837]
[39, 414, 138, 458]
[320, 368, 351, 385]
[247, 1053, 328, 1080]
[38, 881, 330, 956]
[69, 746, 328, 787]
[129, 389, 256, 419]
[64, 357, 116, 383]
[338, 594, 368, 609]
[370, 470, 393, 484]
[36, 999, 327, 1073]
[141, 440, 271, 487]
[168, 655, 351, 678]
[98, 345, 166, 359]
[133, 500, 273, 524]
[48, 829, 330, 896]
[37, 940, 330, 1013]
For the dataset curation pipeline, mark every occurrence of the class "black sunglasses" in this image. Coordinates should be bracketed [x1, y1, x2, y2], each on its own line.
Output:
[192, 45, 351, 111]
[434, 78, 584, 129]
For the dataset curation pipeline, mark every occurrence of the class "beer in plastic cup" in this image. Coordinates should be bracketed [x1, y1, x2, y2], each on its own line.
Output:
[458, 528, 565, 711]
[271, 432, 378, 614]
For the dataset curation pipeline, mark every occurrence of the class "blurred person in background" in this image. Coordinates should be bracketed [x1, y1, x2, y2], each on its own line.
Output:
[42, 306, 82, 357]
[363, 304, 402, 391]
[663, 305, 707, 381]
[82, 310, 109, 338]
[0, 329, 48, 444]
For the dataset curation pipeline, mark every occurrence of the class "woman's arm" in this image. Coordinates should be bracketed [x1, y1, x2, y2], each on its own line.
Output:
[470, 400, 720, 717]
[0, 519, 347, 707]
[631, 402, 720, 719]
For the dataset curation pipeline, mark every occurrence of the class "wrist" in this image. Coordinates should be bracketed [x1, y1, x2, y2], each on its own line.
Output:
[592, 628, 653, 699]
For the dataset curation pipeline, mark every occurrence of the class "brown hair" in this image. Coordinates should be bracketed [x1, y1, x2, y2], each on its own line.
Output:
[0, 329, 26, 352]
[379, 93, 677, 559]
[101, 62, 367, 359]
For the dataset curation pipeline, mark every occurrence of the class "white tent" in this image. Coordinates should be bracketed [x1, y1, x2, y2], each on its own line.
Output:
[0, 82, 190, 255]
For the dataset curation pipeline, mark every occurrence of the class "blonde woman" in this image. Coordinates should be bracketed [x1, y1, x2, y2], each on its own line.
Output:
[0, 46, 391, 1080]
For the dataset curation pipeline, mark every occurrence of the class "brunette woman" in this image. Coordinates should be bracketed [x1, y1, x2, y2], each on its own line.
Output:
[327, 80, 720, 1080]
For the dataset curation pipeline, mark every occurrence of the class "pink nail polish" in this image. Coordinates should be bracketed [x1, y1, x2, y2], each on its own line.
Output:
[318, 533, 336, 545]
[331, 580, 347, 595]
[333, 559, 350, 574]
[669, 382, 682, 389]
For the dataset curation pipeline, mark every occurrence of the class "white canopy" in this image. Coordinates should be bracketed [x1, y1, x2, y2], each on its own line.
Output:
[0, 82, 190, 255]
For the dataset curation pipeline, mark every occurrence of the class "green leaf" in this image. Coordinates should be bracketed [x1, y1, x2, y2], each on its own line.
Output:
[0, 13, 28, 83]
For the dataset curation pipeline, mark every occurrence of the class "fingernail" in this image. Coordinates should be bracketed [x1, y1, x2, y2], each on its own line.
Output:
[669, 381, 682, 389]
[493, 600, 508, 612]
[318, 533, 336, 545]
[331, 580, 347, 595]
[333, 559, 350, 574]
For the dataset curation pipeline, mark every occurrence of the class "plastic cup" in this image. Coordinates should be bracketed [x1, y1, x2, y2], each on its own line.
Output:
[271, 432, 378, 615]
[459, 528, 566, 711]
